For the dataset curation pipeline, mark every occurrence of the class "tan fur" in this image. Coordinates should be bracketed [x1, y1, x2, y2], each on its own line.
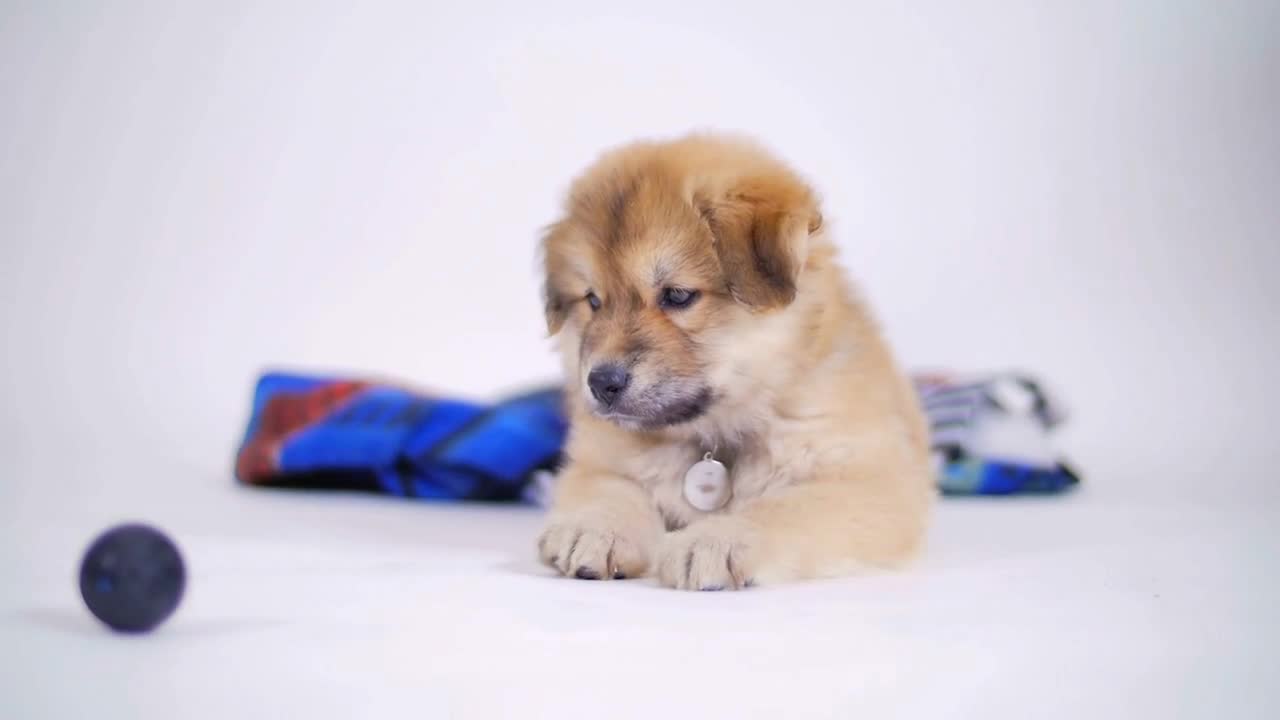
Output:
[536, 133, 934, 590]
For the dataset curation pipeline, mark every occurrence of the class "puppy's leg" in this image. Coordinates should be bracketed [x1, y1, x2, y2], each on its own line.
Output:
[655, 453, 933, 590]
[538, 466, 664, 580]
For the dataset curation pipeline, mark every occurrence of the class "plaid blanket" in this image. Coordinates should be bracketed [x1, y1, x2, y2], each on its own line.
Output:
[235, 371, 1078, 501]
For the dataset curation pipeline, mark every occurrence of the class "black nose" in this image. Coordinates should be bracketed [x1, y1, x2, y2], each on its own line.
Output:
[587, 364, 631, 407]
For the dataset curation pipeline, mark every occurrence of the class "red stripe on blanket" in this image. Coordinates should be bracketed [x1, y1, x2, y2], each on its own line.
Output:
[235, 381, 370, 484]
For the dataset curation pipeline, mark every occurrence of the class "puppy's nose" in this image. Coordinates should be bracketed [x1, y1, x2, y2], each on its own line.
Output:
[587, 364, 631, 407]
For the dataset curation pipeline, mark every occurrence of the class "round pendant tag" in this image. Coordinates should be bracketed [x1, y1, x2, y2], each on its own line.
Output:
[683, 457, 730, 512]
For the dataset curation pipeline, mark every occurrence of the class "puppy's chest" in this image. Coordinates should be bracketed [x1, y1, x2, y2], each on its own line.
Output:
[622, 436, 816, 530]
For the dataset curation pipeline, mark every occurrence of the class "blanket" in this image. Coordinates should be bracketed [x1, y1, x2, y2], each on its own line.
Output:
[235, 371, 1079, 501]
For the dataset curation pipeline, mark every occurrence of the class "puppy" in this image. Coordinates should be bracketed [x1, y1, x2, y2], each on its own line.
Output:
[536, 134, 933, 590]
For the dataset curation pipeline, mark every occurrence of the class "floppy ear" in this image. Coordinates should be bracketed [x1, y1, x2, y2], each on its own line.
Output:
[540, 221, 574, 335]
[698, 187, 823, 310]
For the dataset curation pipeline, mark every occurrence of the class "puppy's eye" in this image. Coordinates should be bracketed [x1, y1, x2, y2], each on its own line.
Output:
[585, 291, 602, 311]
[660, 287, 699, 309]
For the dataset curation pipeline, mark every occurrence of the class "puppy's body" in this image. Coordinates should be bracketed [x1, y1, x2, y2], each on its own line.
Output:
[538, 135, 933, 589]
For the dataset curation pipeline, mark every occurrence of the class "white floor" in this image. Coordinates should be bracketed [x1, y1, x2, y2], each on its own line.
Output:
[2, 461, 1275, 720]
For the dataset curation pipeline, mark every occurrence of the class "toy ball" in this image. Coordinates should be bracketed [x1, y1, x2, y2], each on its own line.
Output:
[79, 523, 186, 633]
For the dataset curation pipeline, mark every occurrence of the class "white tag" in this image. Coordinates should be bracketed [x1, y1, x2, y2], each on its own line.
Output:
[683, 455, 730, 512]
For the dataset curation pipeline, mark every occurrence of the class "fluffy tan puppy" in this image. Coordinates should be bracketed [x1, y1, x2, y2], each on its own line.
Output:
[537, 134, 933, 590]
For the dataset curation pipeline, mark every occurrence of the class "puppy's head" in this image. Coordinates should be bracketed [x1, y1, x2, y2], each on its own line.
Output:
[541, 135, 823, 432]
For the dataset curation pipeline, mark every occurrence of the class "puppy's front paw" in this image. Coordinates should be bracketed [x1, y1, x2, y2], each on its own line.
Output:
[656, 517, 758, 591]
[538, 513, 654, 581]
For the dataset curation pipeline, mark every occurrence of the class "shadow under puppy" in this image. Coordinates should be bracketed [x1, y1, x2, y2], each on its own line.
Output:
[537, 134, 933, 590]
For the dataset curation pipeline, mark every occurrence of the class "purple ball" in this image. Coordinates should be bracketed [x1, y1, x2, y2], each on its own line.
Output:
[79, 523, 185, 633]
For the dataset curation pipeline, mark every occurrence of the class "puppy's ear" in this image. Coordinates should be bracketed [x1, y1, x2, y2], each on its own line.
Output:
[698, 184, 822, 310]
[540, 222, 574, 335]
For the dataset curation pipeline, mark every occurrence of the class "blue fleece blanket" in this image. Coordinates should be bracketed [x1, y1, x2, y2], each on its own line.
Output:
[235, 371, 1079, 500]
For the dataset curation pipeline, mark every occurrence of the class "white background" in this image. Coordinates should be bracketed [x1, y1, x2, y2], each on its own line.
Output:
[2, 2, 1278, 718]
[3, 0, 1277, 496]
